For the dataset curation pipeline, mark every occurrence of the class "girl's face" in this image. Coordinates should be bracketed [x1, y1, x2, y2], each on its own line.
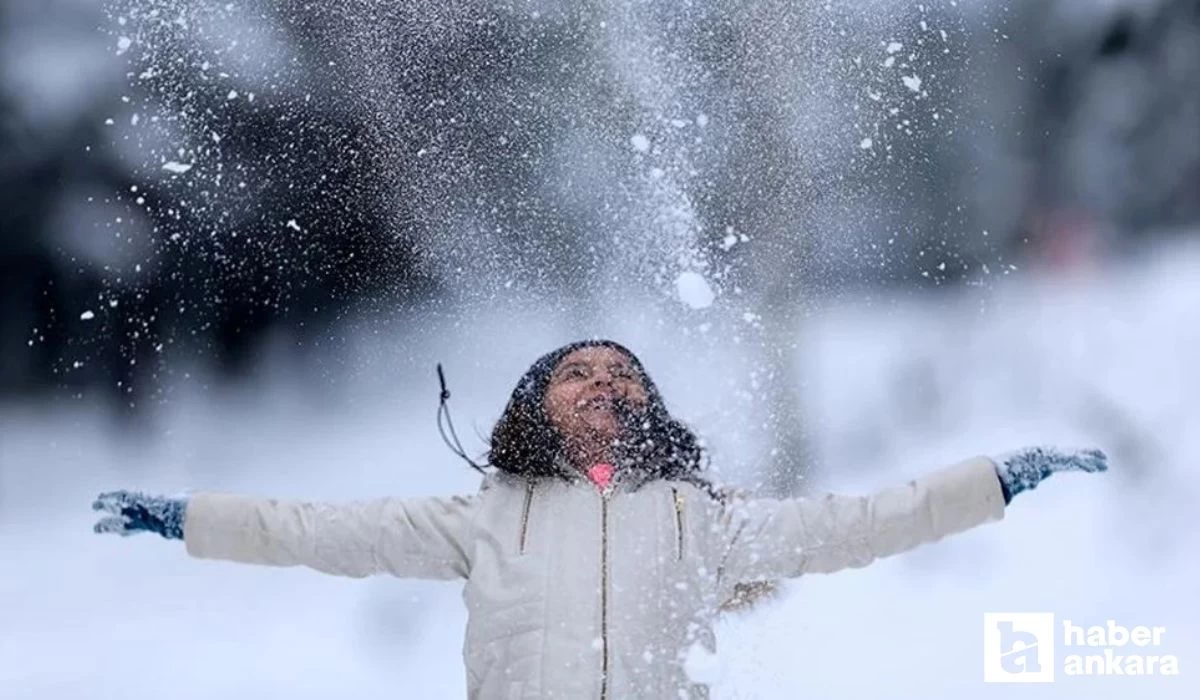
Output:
[543, 346, 650, 446]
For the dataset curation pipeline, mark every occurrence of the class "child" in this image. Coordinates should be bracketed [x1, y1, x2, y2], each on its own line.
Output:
[93, 339, 1107, 699]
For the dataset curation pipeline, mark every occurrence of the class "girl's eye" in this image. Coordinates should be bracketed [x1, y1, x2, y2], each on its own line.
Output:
[611, 366, 636, 379]
[564, 366, 589, 379]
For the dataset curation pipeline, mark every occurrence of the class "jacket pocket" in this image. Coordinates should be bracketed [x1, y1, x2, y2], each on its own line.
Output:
[518, 482, 535, 554]
[670, 487, 686, 561]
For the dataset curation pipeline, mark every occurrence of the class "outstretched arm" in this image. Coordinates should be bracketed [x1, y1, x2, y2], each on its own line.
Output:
[718, 447, 1106, 584]
[93, 490, 477, 580]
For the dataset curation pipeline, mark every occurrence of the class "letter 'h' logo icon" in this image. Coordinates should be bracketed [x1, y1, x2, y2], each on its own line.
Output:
[983, 613, 1056, 683]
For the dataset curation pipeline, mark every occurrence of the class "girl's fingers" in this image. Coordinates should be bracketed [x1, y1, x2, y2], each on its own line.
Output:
[92, 490, 137, 515]
[92, 492, 123, 513]
[1073, 449, 1108, 473]
[93, 515, 132, 535]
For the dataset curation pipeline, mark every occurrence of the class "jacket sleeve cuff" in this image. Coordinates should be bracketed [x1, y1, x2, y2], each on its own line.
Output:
[183, 492, 263, 562]
[925, 457, 1008, 534]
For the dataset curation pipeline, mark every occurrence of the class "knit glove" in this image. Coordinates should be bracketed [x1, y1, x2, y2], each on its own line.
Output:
[92, 490, 187, 540]
[992, 446, 1108, 504]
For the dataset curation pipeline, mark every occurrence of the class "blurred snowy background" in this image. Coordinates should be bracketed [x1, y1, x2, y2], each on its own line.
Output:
[2, 0, 1198, 697]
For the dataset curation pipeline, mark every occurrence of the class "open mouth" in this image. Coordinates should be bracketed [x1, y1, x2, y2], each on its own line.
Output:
[578, 394, 618, 411]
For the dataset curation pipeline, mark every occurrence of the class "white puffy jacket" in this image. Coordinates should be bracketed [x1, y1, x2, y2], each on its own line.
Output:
[184, 457, 1006, 699]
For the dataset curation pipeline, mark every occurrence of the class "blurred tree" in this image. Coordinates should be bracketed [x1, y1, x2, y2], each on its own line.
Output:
[981, 0, 1200, 260]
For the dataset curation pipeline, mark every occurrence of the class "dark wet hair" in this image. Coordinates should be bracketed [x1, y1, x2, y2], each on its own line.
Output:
[488, 339, 718, 496]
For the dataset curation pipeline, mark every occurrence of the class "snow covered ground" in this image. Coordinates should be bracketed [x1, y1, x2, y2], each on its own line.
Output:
[3, 242, 1198, 698]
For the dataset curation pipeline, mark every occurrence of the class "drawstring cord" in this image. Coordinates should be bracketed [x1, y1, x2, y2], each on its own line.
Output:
[437, 363, 488, 474]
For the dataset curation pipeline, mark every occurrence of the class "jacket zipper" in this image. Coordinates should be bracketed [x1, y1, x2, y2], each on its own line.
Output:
[599, 491, 610, 700]
[671, 487, 685, 561]
[518, 482, 535, 554]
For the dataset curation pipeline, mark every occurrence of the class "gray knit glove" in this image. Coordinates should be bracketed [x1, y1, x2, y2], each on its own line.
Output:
[992, 446, 1108, 504]
[92, 490, 188, 540]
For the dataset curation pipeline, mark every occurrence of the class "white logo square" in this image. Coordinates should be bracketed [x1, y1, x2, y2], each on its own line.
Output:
[983, 612, 1056, 683]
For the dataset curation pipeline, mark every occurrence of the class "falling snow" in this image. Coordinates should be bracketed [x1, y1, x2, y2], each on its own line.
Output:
[3, 1, 1197, 697]
[675, 271, 715, 309]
